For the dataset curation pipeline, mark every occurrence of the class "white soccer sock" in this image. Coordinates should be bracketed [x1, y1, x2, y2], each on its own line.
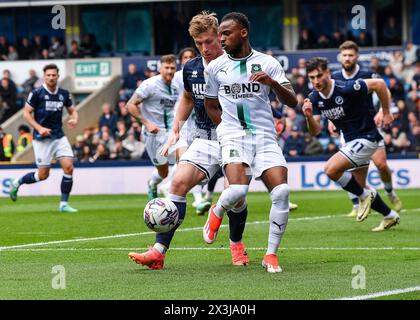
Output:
[384, 210, 398, 219]
[191, 185, 203, 204]
[153, 242, 167, 254]
[149, 169, 163, 187]
[266, 184, 290, 255]
[213, 185, 248, 218]
[60, 201, 67, 208]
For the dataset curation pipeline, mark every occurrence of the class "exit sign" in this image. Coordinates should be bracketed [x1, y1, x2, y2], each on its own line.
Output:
[75, 61, 111, 77]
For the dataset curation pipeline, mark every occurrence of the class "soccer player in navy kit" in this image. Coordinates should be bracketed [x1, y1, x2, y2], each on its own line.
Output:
[128, 11, 249, 269]
[9, 64, 79, 213]
[331, 41, 402, 216]
[303, 57, 400, 231]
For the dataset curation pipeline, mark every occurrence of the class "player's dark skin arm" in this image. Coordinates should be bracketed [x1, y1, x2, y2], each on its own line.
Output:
[204, 97, 222, 125]
[250, 71, 297, 107]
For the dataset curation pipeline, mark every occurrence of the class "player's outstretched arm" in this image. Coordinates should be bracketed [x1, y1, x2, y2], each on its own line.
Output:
[204, 97, 222, 126]
[302, 98, 321, 136]
[23, 103, 51, 137]
[364, 78, 393, 127]
[67, 106, 79, 129]
[126, 93, 159, 133]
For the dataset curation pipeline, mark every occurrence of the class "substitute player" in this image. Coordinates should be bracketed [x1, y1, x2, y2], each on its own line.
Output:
[128, 11, 249, 269]
[331, 41, 402, 216]
[126, 55, 179, 200]
[303, 57, 400, 231]
[9, 64, 79, 212]
[203, 12, 297, 273]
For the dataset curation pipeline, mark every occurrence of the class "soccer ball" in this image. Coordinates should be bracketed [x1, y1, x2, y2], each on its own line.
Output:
[143, 198, 179, 233]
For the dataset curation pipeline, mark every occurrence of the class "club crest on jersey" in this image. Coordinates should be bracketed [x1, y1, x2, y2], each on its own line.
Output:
[59, 94, 64, 101]
[230, 149, 240, 158]
[251, 64, 262, 74]
[353, 81, 361, 91]
[335, 96, 344, 105]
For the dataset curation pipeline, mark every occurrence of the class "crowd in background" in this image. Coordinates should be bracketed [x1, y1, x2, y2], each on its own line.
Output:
[1, 41, 420, 162]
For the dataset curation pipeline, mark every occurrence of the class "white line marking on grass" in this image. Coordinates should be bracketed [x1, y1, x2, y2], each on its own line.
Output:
[0, 214, 341, 251]
[3, 247, 420, 252]
[335, 286, 420, 300]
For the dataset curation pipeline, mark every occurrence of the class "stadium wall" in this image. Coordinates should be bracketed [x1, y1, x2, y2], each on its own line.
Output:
[0, 158, 418, 198]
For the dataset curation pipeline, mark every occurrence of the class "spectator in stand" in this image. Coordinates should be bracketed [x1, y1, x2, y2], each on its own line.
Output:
[2, 70, 17, 92]
[80, 144, 92, 163]
[0, 36, 8, 60]
[80, 33, 100, 58]
[324, 138, 339, 155]
[115, 120, 128, 141]
[32, 35, 46, 59]
[389, 50, 404, 79]
[116, 99, 131, 127]
[68, 40, 84, 58]
[122, 64, 143, 99]
[406, 90, 418, 113]
[381, 16, 401, 46]
[384, 133, 398, 154]
[303, 132, 323, 156]
[100, 130, 115, 154]
[330, 31, 345, 48]
[0, 78, 17, 121]
[403, 42, 418, 83]
[283, 125, 305, 157]
[285, 106, 306, 132]
[90, 141, 110, 162]
[98, 102, 118, 136]
[289, 67, 301, 86]
[370, 56, 385, 76]
[22, 69, 40, 95]
[316, 34, 331, 49]
[297, 28, 315, 50]
[412, 62, 420, 90]
[48, 36, 66, 59]
[122, 132, 145, 160]
[18, 38, 32, 60]
[298, 58, 307, 77]
[390, 125, 411, 154]
[6, 45, 18, 61]
[0, 126, 14, 161]
[355, 31, 372, 47]
[16, 124, 32, 153]
[110, 137, 131, 160]
[293, 75, 310, 97]
[40, 48, 50, 60]
[129, 121, 142, 141]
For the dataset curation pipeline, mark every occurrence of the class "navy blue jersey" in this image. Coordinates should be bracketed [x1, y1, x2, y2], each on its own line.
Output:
[183, 56, 216, 138]
[309, 79, 382, 142]
[27, 84, 73, 140]
[332, 65, 379, 114]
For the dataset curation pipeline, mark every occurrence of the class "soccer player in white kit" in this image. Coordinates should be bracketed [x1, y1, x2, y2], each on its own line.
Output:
[203, 12, 297, 273]
[126, 55, 179, 200]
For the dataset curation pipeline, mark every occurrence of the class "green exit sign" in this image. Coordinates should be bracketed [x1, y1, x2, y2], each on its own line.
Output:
[75, 61, 111, 77]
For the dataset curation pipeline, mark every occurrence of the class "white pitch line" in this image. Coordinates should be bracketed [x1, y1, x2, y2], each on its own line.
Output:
[3, 246, 420, 252]
[0, 214, 340, 251]
[335, 286, 420, 300]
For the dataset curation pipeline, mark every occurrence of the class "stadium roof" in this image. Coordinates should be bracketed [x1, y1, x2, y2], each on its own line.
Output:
[0, 0, 182, 7]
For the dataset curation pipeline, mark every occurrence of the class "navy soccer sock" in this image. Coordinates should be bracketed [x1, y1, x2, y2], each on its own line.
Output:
[60, 174, 73, 202]
[156, 194, 186, 249]
[371, 192, 391, 217]
[227, 203, 248, 243]
[19, 172, 40, 185]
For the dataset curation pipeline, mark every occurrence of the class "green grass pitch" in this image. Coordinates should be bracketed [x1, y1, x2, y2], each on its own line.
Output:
[0, 189, 419, 300]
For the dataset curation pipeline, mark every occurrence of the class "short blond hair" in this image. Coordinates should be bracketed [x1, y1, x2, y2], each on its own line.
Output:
[188, 11, 218, 38]
[339, 40, 359, 53]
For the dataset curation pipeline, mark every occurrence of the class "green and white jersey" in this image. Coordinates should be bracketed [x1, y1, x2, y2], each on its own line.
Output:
[135, 74, 179, 133]
[205, 49, 290, 139]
